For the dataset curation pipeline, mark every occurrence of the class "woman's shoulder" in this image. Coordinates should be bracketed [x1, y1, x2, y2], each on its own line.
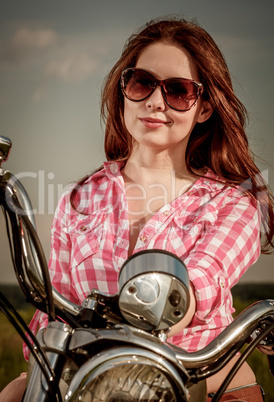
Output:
[56, 161, 123, 213]
[192, 170, 230, 197]
[193, 170, 258, 208]
[61, 162, 118, 193]
[75, 161, 124, 187]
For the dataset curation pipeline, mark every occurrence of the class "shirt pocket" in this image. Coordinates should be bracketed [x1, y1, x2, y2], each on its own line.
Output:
[64, 210, 105, 269]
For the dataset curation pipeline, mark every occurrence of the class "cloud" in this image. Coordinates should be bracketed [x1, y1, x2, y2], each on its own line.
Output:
[42, 28, 128, 84]
[10, 27, 57, 49]
[0, 25, 128, 106]
[1, 27, 57, 63]
[32, 85, 48, 103]
[45, 52, 98, 83]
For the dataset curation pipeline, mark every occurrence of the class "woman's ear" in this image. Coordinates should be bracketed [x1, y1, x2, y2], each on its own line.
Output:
[197, 100, 213, 123]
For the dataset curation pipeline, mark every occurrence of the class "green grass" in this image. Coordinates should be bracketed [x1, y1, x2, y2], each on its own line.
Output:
[0, 295, 273, 400]
[0, 307, 34, 391]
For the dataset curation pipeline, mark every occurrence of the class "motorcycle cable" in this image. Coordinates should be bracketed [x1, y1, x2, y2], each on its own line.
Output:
[2, 180, 55, 322]
[188, 337, 248, 385]
[211, 321, 274, 402]
[0, 292, 62, 401]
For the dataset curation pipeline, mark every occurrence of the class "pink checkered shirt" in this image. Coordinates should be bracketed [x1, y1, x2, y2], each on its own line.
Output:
[24, 161, 261, 359]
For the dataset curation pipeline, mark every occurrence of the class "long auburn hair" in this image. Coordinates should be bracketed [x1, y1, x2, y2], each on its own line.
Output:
[74, 17, 274, 252]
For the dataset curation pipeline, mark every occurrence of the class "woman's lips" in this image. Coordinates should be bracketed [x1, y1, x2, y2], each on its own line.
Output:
[140, 117, 168, 128]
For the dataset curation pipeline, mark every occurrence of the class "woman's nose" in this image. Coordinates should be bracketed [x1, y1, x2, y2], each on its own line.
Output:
[145, 86, 166, 110]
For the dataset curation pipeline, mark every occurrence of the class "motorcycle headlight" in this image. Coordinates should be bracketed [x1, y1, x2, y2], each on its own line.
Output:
[65, 346, 188, 401]
[118, 250, 190, 331]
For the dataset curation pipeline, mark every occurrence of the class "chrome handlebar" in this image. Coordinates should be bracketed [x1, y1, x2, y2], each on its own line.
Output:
[175, 299, 274, 368]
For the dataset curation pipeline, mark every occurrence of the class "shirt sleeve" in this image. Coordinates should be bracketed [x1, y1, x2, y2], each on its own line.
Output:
[48, 189, 80, 304]
[184, 191, 261, 325]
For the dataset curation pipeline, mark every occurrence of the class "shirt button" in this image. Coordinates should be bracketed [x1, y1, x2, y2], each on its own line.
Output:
[163, 210, 169, 216]
[220, 281, 225, 289]
[80, 226, 87, 232]
[139, 235, 146, 242]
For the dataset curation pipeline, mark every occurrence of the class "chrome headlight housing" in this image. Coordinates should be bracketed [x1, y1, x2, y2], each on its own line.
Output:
[65, 346, 189, 401]
[118, 250, 190, 331]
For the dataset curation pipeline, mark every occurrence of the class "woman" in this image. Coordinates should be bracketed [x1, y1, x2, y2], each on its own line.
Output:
[2, 17, 273, 401]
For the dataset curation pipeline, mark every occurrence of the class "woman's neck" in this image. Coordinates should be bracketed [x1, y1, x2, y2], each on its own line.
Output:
[123, 146, 194, 185]
[122, 148, 199, 210]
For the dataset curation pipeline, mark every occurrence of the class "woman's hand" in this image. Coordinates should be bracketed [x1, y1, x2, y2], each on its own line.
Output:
[0, 372, 27, 402]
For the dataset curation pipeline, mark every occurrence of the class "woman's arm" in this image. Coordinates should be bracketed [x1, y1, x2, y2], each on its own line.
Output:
[168, 191, 261, 337]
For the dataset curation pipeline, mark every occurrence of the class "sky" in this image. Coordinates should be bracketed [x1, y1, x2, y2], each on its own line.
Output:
[0, 0, 273, 284]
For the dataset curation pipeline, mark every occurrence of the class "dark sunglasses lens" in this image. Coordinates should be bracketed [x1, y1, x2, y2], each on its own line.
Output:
[122, 69, 201, 111]
[122, 69, 155, 100]
[165, 80, 198, 111]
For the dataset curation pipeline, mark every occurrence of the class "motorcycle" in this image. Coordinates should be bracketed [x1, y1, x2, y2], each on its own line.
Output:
[0, 135, 273, 401]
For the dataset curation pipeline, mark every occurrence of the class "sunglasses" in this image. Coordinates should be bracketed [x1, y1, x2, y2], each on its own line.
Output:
[120, 67, 203, 112]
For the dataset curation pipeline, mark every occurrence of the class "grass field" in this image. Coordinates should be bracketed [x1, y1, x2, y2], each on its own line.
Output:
[0, 306, 34, 390]
[0, 287, 273, 400]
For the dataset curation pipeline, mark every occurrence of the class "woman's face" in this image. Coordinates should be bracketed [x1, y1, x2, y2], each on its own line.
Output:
[123, 42, 211, 156]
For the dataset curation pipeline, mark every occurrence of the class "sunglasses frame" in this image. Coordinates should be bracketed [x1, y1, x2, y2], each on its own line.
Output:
[120, 67, 204, 112]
